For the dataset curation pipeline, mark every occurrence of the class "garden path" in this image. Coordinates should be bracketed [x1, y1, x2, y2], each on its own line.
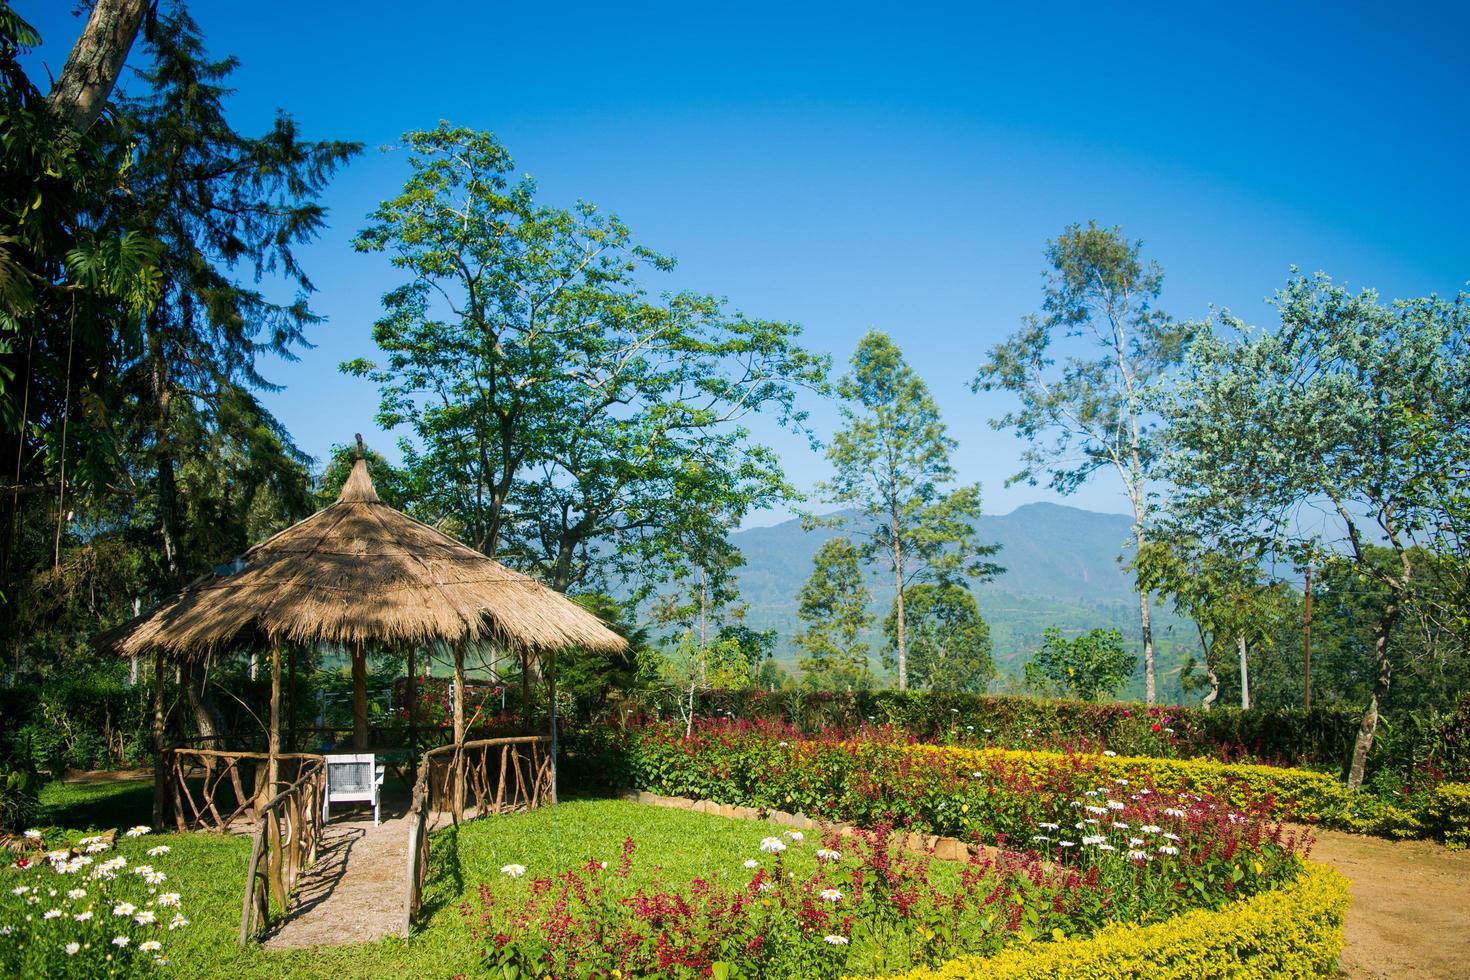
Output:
[261, 808, 415, 950]
[1304, 826, 1470, 979]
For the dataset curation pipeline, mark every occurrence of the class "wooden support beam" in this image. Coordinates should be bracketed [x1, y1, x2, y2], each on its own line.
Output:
[406, 643, 417, 760]
[268, 644, 282, 797]
[352, 640, 369, 749]
[152, 648, 166, 829]
[287, 645, 297, 752]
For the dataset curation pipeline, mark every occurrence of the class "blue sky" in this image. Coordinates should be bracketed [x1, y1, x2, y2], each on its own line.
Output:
[22, 1, 1470, 524]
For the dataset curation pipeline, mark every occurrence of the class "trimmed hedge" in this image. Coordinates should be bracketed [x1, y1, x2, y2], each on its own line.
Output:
[844, 861, 1349, 980]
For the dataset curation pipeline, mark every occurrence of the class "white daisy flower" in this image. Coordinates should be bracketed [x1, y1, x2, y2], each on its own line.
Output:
[815, 848, 841, 862]
[112, 935, 130, 947]
[818, 887, 843, 903]
[499, 864, 527, 878]
[759, 837, 786, 854]
[140, 940, 162, 952]
[785, 831, 804, 842]
[64, 942, 80, 955]
[823, 934, 849, 945]
[125, 826, 152, 838]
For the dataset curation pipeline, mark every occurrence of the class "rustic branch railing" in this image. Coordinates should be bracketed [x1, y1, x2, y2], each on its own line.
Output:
[402, 735, 553, 934]
[239, 756, 326, 945]
[164, 748, 322, 832]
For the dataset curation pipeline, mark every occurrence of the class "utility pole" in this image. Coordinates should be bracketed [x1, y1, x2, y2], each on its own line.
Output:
[1302, 562, 1313, 711]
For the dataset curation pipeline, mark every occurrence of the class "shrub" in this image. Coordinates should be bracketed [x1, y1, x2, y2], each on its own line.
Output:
[843, 861, 1348, 980]
[0, 762, 39, 833]
[1427, 783, 1470, 850]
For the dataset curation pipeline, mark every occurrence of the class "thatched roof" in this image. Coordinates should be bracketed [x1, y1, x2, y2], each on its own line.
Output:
[102, 448, 626, 660]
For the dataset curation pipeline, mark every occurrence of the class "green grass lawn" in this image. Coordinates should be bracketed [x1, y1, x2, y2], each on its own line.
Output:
[15, 780, 879, 979]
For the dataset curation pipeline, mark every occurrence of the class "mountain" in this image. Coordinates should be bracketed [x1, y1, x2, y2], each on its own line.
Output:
[727, 503, 1193, 698]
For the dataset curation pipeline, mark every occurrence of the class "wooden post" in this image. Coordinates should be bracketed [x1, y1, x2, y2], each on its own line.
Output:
[406, 644, 418, 759]
[520, 651, 532, 735]
[287, 645, 297, 753]
[452, 644, 466, 818]
[546, 648, 557, 807]
[352, 640, 369, 749]
[452, 644, 466, 744]
[152, 648, 166, 829]
[268, 643, 282, 797]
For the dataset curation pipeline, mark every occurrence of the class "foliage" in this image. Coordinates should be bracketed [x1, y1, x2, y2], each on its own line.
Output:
[855, 861, 1347, 980]
[796, 537, 874, 690]
[974, 222, 1196, 704]
[1024, 627, 1136, 701]
[884, 583, 994, 694]
[0, 759, 36, 831]
[1427, 783, 1470, 850]
[1131, 537, 1297, 710]
[1162, 272, 1470, 786]
[820, 331, 1000, 690]
[1, 825, 187, 978]
[348, 124, 826, 593]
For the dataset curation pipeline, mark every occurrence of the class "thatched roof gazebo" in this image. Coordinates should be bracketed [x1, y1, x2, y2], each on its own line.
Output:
[103, 437, 626, 823]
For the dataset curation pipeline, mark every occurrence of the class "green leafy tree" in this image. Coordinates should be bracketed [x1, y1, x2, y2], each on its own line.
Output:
[349, 125, 826, 595]
[974, 223, 1196, 703]
[1133, 537, 1296, 710]
[1024, 626, 1137, 701]
[822, 331, 1000, 690]
[885, 581, 994, 693]
[1162, 273, 1470, 787]
[795, 536, 874, 690]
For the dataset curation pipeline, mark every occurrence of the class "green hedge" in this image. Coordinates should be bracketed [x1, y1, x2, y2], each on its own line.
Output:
[845, 861, 1349, 980]
[619, 689, 1362, 771]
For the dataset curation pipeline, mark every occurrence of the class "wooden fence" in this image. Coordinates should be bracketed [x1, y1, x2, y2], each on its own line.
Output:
[402, 736, 553, 934]
[239, 756, 326, 944]
[163, 748, 322, 831]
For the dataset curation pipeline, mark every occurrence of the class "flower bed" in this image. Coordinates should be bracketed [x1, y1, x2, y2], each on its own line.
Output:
[466, 804, 1310, 979]
[1, 825, 189, 978]
[565, 721, 1470, 847]
[844, 860, 1349, 980]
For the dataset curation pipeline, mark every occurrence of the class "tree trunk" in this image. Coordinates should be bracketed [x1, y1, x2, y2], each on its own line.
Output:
[351, 641, 369, 749]
[452, 645, 465, 744]
[1237, 634, 1250, 709]
[1132, 516, 1156, 704]
[1347, 605, 1397, 789]
[520, 651, 533, 735]
[182, 659, 226, 746]
[1201, 662, 1220, 711]
[46, 0, 151, 132]
[893, 523, 907, 692]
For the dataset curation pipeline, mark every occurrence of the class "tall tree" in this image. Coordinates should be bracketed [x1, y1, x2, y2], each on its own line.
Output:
[108, 8, 357, 739]
[795, 535, 873, 689]
[884, 581, 993, 693]
[823, 331, 999, 690]
[974, 222, 1194, 703]
[1162, 273, 1469, 787]
[116, 7, 359, 582]
[349, 125, 826, 595]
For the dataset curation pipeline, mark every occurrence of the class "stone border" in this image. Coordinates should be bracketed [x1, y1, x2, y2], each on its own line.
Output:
[619, 789, 1001, 864]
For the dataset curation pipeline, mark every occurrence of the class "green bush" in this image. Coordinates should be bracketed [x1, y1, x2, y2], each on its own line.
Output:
[1427, 783, 1470, 849]
[0, 762, 39, 832]
[845, 861, 1349, 980]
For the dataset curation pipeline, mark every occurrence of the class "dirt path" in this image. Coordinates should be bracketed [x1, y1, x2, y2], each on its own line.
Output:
[1305, 827, 1470, 979]
[263, 813, 412, 950]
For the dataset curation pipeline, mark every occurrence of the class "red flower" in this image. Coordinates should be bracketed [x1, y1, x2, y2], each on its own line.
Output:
[1151, 723, 1162, 733]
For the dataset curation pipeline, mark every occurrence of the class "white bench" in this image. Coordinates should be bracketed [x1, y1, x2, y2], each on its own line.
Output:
[322, 753, 385, 826]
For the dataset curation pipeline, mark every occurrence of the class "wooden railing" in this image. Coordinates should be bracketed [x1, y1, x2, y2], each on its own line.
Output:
[239, 756, 326, 945]
[402, 735, 553, 934]
[163, 748, 322, 832]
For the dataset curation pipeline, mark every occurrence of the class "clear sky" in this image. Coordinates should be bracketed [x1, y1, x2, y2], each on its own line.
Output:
[21, 1, 1470, 525]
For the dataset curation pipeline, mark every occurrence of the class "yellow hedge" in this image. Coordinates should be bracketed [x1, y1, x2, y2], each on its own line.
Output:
[845, 862, 1349, 980]
[915, 744, 1351, 822]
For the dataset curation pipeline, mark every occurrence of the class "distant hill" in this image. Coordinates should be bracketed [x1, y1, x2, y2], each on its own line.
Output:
[726, 502, 1194, 700]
